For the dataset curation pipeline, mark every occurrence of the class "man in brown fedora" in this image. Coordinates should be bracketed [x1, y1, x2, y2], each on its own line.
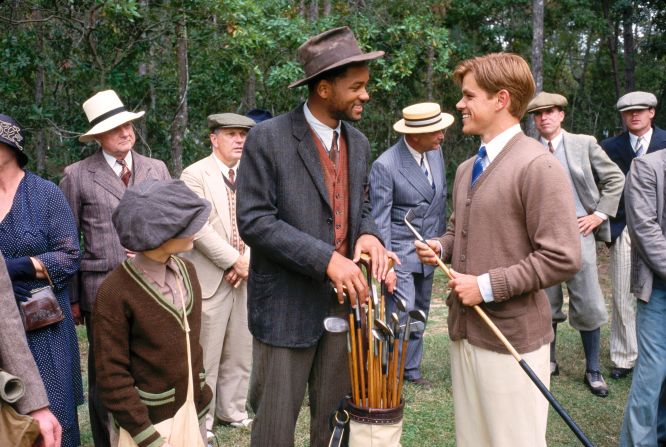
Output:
[236, 27, 397, 446]
[369, 102, 453, 388]
[59, 89, 171, 447]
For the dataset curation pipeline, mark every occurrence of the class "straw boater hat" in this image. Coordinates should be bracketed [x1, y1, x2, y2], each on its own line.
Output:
[288, 26, 384, 89]
[526, 92, 568, 114]
[79, 90, 145, 142]
[616, 91, 658, 112]
[393, 103, 454, 134]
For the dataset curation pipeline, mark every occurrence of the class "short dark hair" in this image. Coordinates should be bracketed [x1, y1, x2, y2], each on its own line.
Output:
[307, 61, 369, 94]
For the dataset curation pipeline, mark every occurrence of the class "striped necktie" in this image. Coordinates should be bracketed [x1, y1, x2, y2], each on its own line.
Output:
[420, 154, 435, 190]
[117, 159, 131, 187]
[471, 146, 487, 186]
[635, 137, 646, 157]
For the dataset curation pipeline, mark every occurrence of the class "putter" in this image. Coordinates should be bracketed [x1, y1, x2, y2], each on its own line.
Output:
[403, 209, 594, 447]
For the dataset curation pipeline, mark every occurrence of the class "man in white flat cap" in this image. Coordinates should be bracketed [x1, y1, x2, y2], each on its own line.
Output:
[600, 91, 666, 381]
[527, 91, 624, 397]
[369, 102, 453, 387]
[59, 89, 171, 447]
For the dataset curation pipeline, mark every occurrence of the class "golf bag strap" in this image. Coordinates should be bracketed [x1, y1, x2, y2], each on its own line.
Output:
[328, 397, 350, 447]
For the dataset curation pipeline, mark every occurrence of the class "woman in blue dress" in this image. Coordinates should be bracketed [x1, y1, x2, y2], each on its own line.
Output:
[0, 113, 83, 447]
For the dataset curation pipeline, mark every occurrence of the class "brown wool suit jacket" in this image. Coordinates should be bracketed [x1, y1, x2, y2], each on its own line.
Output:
[59, 149, 171, 312]
[180, 154, 250, 298]
[0, 254, 49, 414]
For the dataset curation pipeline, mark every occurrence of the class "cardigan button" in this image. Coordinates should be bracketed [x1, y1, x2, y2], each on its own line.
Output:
[462, 230, 467, 237]
[466, 199, 471, 206]
[460, 255, 466, 262]
[326, 218, 333, 224]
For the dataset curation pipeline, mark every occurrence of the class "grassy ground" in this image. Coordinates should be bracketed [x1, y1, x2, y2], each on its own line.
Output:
[79, 248, 630, 446]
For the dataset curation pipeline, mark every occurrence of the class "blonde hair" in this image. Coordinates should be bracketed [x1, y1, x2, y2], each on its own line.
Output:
[453, 53, 535, 119]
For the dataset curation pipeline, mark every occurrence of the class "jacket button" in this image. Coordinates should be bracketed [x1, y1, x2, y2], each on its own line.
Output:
[460, 255, 466, 261]
[462, 230, 467, 237]
[327, 218, 333, 224]
[466, 199, 471, 206]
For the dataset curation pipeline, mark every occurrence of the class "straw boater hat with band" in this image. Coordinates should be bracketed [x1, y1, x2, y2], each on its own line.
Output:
[393, 103, 454, 134]
[288, 26, 384, 89]
[0, 113, 28, 167]
[79, 90, 145, 142]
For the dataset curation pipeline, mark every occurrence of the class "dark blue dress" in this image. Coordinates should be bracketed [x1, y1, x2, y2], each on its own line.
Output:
[0, 171, 83, 447]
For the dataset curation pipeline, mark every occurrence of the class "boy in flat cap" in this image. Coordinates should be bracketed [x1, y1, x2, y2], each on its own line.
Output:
[236, 26, 397, 446]
[93, 179, 212, 447]
[180, 113, 255, 439]
[527, 92, 624, 397]
[601, 91, 666, 380]
[369, 102, 454, 388]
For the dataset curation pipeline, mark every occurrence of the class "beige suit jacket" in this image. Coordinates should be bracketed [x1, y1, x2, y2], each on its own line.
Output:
[181, 154, 250, 298]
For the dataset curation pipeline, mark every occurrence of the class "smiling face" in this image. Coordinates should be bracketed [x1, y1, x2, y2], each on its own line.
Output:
[323, 64, 371, 124]
[533, 107, 565, 140]
[621, 108, 655, 136]
[456, 72, 499, 140]
[95, 122, 136, 159]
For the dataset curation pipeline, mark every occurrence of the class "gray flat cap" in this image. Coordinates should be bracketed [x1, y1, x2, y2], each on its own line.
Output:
[208, 113, 255, 131]
[112, 179, 211, 252]
[616, 91, 657, 112]
[526, 92, 568, 113]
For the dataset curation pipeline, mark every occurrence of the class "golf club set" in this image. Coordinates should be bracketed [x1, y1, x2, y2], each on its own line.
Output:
[325, 255, 425, 411]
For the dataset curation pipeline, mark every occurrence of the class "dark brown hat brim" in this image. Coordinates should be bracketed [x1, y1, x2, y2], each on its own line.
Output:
[288, 50, 385, 89]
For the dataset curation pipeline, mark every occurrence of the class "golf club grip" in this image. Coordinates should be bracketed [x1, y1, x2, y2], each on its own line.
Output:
[518, 360, 594, 447]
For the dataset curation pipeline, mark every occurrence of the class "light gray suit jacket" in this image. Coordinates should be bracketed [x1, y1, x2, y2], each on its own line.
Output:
[560, 130, 625, 242]
[625, 150, 666, 302]
[369, 138, 447, 274]
[181, 154, 250, 298]
[0, 255, 49, 414]
[60, 149, 171, 311]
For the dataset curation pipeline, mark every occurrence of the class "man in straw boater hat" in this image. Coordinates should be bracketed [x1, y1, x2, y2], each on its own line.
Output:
[236, 26, 398, 446]
[369, 102, 453, 388]
[60, 90, 171, 447]
[415, 53, 581, 446]
[599, 91, 666, 381]
[527, 92, 624, 397]
[181, 113, 256, 441]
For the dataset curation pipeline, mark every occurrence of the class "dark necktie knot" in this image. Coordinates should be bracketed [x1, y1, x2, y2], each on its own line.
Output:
[229, 168, 235, 185]
[329, 130, 339, 167]
[547, 141, 555, 153]
[117, 159, 131, 187]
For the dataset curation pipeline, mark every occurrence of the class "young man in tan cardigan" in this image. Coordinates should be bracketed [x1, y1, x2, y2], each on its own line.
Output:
[416, 53, 581, 447]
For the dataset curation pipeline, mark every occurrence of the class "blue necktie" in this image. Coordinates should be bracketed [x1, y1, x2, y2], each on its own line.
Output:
[420, 154, 435, 190]
[471, 146, 487, 186]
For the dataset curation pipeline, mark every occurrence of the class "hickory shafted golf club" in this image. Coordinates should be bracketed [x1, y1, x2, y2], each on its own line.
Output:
[403, 209, 594, 447]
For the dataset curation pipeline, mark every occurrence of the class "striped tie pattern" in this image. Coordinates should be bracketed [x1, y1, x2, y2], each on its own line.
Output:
[471, 146, 487, 186]
[420, 154, 435, 190]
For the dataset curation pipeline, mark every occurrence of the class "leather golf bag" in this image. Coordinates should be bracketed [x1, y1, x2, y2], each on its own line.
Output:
[347, 397, 403, 447]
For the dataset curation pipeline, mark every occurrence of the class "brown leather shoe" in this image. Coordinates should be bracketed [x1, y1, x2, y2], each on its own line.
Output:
[406, 377, 433, 389]
[610, 367, 633, 379]
[584, 370, 609, 397]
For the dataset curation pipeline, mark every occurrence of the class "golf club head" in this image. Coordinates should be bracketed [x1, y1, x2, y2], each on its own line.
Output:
[404, 209, 426, 243]
[393, 296, 407, 313]
[391, 312, 401, 338]
[323, 316, 349, 334]
[409, 309, 427, 324]
[399, 320, 426, 333]
[374, 318, 394, 340]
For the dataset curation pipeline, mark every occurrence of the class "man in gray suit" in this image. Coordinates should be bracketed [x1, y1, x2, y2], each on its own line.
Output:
[237, 27, 395, 447]
[528, 92, 624, 397]
[369, 102, 453, 387]
[0, 255, 61, 447]
[621, 150, 666, 446]
[60, 90, 171, 447]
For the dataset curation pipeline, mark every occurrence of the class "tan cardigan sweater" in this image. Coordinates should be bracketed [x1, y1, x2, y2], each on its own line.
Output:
[437, 133, 581, 354]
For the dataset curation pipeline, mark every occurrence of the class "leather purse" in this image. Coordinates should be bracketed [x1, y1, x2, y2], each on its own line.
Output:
[19, 260, 64, 332]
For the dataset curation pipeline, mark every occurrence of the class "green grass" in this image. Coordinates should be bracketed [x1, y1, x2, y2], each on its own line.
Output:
[79, 249, 629, 446]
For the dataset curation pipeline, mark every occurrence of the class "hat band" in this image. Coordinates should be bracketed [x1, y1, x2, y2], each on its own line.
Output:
[404, 113, 443, 128]
[90, 106, 127, 127]
[0, 119, 24, 150]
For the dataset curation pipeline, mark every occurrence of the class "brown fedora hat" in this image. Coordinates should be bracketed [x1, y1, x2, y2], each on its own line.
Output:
[288, 26, 384, 89]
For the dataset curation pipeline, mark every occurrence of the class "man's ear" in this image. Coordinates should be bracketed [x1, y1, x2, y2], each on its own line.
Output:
[496, 89, 510, 111]
[317, 80, 332, 100]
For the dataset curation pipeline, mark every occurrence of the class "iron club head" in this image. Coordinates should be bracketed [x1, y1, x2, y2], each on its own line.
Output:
[409, 309, 427, 324]
[393, 296, 407, 313]
[323, 316, 349, 334]
[404, 209, 427, 243]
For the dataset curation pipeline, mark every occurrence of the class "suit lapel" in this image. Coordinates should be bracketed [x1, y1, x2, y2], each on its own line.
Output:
[426, 148, 444, 194]
[202, 155, 232, 237]
[618, 133, 635, 168]
[131, 151, 155, 184]
[293, 107, 332, 210]
[90, 150, 126, 200]
[398, 140, 435, 201]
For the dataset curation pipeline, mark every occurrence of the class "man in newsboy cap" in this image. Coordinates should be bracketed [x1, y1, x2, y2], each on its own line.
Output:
[235, 27, 397, 446]
[600, 91, 666, 381]
[527, 92, 624, 397]
[60, 89, 171, 447]
[180, 113, 255, 440]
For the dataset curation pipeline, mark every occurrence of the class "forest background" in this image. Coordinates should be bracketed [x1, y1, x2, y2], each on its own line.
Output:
[0, 0, 664, 182]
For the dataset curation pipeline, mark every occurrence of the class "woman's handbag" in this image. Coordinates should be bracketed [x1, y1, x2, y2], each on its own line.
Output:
[19, 260, 64, 332]
[118, 262, 204, 447]
[0, 369, 41, 447]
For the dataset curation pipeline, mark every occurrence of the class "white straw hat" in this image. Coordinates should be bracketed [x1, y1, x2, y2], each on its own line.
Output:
[393, 102, 454, 134]
[79, 90, 145, 142]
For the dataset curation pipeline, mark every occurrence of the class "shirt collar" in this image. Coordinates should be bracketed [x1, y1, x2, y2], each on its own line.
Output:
[482, 123, 522, 163]
[303, 102, 341, 152]
[539, 130, 563, 152]
[629, 127, 653, 152]
[133, 253, 168, 287]
[212, 152, 239, 178]
[404, 137, 434, 167]
[102, 150, 133, 174]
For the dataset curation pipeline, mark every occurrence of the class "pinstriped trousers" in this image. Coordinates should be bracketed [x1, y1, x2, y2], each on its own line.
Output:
[610, 227, 638, 369]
